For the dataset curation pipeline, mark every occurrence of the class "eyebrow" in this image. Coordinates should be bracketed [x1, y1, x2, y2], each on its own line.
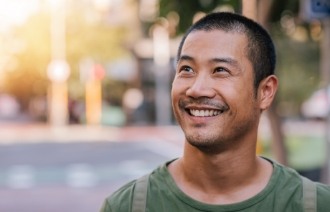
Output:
[178, 54, 240, 68]
[177, 55, 194, 63]
[211, 57, 240, 68]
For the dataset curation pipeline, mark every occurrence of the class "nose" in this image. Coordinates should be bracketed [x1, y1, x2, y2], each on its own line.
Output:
[186, 74, 216, 98]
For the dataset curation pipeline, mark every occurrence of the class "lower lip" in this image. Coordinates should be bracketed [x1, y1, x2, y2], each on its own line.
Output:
[187, 113, 219, 124]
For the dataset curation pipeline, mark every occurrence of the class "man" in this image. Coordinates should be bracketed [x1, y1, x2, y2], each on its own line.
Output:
[100, 12, 330, 212]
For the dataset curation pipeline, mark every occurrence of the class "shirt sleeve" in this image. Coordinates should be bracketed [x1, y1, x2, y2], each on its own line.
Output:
[99, 199, 112, 212]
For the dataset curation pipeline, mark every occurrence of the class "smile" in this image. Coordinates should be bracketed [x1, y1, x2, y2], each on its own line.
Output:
[189, 109, 223, 117]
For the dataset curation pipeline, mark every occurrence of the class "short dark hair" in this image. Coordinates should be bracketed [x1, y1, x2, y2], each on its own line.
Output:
[177, 12, 276, 90]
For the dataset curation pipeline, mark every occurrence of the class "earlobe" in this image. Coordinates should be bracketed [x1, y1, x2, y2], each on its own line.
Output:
[258, 75, 278, 110]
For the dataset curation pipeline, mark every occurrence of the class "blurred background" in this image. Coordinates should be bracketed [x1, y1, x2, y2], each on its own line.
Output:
[0, 0, 329, 211]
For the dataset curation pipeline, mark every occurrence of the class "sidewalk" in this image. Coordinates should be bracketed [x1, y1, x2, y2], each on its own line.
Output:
[0, 118, 326, 144]
[0, 123, 185, 146]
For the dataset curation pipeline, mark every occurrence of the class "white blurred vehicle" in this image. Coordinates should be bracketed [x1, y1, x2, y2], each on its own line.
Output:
[0, 94, 20, 118]
[301, 86, 330, 119]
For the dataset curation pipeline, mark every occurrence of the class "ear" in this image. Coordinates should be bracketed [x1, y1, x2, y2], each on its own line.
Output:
[257, 75, 278, 111]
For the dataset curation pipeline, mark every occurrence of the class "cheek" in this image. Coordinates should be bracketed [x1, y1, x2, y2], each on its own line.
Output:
[171, 81, 180, 108]
[222, 83, 255, 111]
[171, 78, 186, 98]
[171, 81, 178, 100]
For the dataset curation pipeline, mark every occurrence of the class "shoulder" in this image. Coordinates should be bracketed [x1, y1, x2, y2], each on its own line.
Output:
[316, 181, 330, 195]
[100, 180, 136, 212]
[100, 162, 170, 212]
[316, 182, 330, 211]
[268, 158, 303, 184]
[274, 159, 330, 211]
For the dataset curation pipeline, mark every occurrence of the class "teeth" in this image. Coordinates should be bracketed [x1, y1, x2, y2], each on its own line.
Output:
[190, 109, 221, 117]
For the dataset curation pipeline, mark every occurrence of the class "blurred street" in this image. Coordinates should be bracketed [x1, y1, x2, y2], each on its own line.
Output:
[0, 119, 328, 211]
[0, 124, 184, 212]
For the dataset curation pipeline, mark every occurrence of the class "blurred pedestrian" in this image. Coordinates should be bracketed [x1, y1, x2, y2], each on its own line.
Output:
[100, 12, 330, 212]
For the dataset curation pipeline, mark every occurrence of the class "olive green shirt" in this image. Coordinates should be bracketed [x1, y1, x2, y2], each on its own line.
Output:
[100, 158, 330, 211]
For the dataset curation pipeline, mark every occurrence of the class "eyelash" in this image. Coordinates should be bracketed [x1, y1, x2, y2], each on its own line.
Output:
[179, 66, 193, 73]
[214, 67, 228, 73]
[178, 66, 230, 75]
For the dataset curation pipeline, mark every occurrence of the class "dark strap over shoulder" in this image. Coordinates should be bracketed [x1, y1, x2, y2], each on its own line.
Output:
[132, 174, 150, 212]
[301, 176, 317, 212]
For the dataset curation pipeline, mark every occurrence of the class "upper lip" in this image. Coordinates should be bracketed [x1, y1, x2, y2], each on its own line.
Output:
[185, 105, 222, 111]
[179, 98, 229, 113]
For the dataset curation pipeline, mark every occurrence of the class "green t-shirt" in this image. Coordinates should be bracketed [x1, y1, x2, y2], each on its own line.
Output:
[100, 158, 330, 212]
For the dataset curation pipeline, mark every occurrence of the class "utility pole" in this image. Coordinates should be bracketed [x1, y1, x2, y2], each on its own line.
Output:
[153, 22, 172, 125]
[47, 0, 70, 126]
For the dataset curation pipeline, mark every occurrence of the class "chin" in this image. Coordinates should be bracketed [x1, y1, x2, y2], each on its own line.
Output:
[187, 139, 225, 154]
[186, 132, 219, 147]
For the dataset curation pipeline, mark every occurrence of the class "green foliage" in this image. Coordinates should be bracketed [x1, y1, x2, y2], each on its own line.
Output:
[158, 0, 241, 34]
[66, 9, 130, 101]
[268, 0, 300, 22]
[66, 12, 128, 65]
[274, 34, 320, 117]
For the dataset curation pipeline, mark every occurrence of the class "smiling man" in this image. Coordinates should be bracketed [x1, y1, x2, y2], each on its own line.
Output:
[100, 12, 330, 212]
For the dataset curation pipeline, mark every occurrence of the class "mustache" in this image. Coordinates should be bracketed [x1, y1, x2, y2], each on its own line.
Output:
[178, 97, 229, 111]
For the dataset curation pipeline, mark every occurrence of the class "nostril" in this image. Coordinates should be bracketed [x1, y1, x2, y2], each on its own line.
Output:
[186, 84, 215, 98]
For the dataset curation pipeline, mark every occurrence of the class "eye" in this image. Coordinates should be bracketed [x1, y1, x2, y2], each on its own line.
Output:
[179, 65, 194, 73]
[214, 67, 228, 73]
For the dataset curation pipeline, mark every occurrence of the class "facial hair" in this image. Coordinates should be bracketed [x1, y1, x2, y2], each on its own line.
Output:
[176, 97, 259, 155]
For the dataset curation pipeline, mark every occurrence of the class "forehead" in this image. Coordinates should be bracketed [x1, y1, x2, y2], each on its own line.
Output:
[181, 30, 249, 58]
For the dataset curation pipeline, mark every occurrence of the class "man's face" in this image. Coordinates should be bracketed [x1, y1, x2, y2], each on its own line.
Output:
[171, 30, 262, 152]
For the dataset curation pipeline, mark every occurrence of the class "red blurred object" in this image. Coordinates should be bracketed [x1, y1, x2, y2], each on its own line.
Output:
[93, 64, 105, 80]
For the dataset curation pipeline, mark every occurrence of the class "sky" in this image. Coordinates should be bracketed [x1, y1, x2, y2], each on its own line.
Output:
[0, 0, 40, 31]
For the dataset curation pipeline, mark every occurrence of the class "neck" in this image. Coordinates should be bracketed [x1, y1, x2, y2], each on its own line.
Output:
[183, 141, 259, 188]
[168, 140, 273, 204]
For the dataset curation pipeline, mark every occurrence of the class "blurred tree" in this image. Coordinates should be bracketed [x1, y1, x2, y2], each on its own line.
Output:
[158, 0, 241, 34]
[3, 12, 50, 110]
[3, 3, 131, 113]
[66, 7, 131, 104]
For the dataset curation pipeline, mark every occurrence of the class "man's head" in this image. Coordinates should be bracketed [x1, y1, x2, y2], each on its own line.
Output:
[171, 12, 278, 153]
[177, 12, 276, 91]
